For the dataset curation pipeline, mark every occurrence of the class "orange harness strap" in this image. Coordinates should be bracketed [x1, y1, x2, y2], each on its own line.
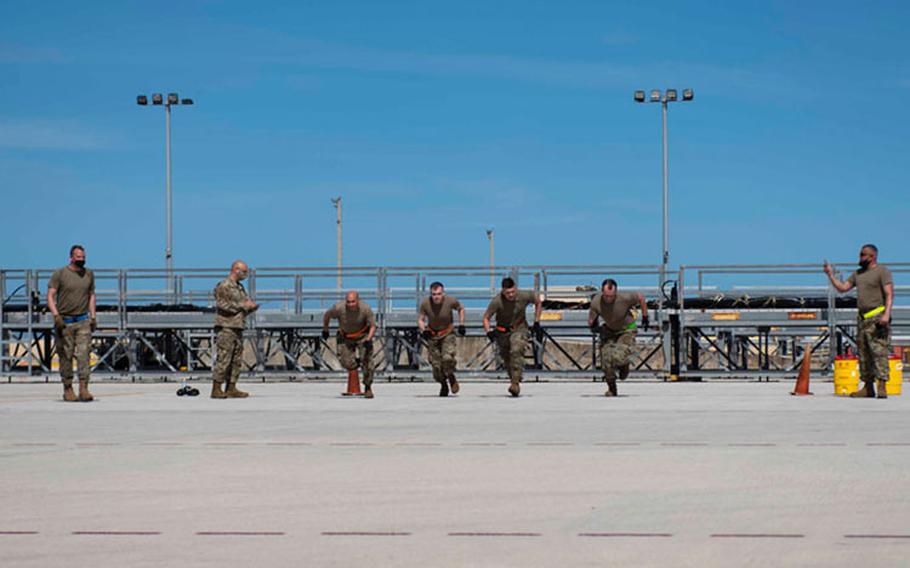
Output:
[429, 324, 454, 338]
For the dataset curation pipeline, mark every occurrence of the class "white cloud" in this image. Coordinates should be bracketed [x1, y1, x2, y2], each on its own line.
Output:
[0, 118, 118, 151]
[0, 43, 69, 64]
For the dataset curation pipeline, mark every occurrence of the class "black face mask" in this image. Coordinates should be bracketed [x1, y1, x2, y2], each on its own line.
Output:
[74, 260, 86, 269]
[858, 260, 870, 270]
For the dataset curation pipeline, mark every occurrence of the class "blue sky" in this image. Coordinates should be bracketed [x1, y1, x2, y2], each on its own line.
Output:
[1, 0, 907, 271]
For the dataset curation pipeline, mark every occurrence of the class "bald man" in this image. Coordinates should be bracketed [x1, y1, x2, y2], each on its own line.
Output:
[323, 291, 378, 398]
[211, 260, 259, 399]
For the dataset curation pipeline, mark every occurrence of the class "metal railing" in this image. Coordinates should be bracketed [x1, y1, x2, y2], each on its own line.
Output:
[4, 262, 906, 381]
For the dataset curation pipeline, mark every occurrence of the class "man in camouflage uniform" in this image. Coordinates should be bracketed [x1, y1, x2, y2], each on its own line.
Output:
[212, 260, 259, 399]
[588, 278, 649, 397]
[47, 245, 97, 402]
[483, 277, 542, 397]
[323, 291, 377, 398]
[418, 281, 466, 396]
[825, 244, 894, 398]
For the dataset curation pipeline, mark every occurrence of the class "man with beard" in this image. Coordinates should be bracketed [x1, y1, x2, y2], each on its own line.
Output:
[47, 245, 97, 402]
[212, 260, 259, 399]
[825, 245, 894, 398]
[588, 279, 649, 397]
[323, 291, 378, 398]
[482, 277, 542, 397]
[418, 281, 466, 396]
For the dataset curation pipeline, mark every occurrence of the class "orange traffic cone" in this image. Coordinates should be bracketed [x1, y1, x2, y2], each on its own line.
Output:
[791, 347, 813, 396]
[342, 369, 362, 396]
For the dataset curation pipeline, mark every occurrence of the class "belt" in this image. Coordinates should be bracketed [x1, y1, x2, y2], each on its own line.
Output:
[602, 322, 637, 336]
[495, 325, 512, 333]
[63, 314, 89, 324]
[429, 324, 454, 338]
[342, 324, 370, 340]
[862, 306, 885, 319]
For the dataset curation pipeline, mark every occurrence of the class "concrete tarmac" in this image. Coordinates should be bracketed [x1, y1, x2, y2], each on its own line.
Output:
[1, 380, 909, 567]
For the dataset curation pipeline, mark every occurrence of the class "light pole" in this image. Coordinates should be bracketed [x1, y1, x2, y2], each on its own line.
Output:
[331, 197, 343, 290]
[633, 88, 693, 287]
[137, 92, 194, 294]
[486, 229, 495, 292]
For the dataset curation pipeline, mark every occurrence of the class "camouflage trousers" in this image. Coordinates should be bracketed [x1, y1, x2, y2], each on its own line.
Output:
[213, 327, 244, 385]
[427, 333, 457, 384]
[495, 330, 527, 385]
[857, 316, 891, 383]
[56, 319, 92, 384]
[600, 330, 636, 381]
[338, 337, 373, 386]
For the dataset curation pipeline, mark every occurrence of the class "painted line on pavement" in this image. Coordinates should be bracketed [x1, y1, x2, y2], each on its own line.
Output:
[321, 531, 411, 536]
[710, 533, 804, 539]
[579, 532, 673, 538]
[844, 534, 910, 539]
[448, 532, 541, 537]
[196, 531, 285, 536]
[72, 531, 161, 536]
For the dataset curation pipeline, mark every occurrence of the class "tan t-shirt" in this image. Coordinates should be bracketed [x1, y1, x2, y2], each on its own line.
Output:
[484, 290, 536, 329]
[419, 296, 462, 330]
[589, 291, 639, 332]
[326, 301, 375, 335]
[848, 264, 893, 313]
[48, 266, 95, 317]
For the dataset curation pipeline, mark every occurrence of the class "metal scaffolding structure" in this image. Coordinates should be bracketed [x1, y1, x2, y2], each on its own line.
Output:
[1, 263, 907, 382]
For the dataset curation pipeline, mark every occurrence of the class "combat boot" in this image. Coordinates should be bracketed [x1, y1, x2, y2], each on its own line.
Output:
[876, 380, 888, 399]
[78, 379, 94, 402]
[849, 381, 875, 398]
[618, 364, 630, 381]
[449, 377, 460, 395]
[225, 383, 249, 398]
[508, 382, 520, 397]
[211, 381, 227, 399]
[364, 384, 374, 399]
[438, 380, 449, 397]
[63, 383, 77, 402]
[605, 379, 618, 397]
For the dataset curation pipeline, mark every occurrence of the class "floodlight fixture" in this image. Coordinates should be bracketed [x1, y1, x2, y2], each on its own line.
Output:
[135, 91, 195, 292]
[632, 85, 695, 307]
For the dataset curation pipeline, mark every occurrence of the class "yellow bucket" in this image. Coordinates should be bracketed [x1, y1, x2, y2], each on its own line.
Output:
[887, 356, 903, 396]
[834, 355, 859, 396]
